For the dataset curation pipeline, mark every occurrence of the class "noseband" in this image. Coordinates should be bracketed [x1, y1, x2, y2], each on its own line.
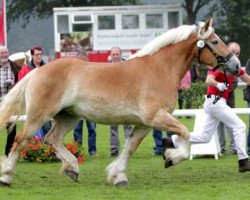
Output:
[196, 38, 233, 72]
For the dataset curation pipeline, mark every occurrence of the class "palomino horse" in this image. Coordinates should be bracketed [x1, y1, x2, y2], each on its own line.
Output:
[0, 19, 240, 186]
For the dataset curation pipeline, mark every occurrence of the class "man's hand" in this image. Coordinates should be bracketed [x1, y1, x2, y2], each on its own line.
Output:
[216, 83, 228, 92]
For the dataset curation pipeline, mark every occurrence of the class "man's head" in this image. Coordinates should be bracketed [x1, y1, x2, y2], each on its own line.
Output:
[30, 46, 43, 66]
[0, 46, 9, 65]
[110, 46, 122, 63]
[228, 42, 240, 58]
[77, 49, 88, 61]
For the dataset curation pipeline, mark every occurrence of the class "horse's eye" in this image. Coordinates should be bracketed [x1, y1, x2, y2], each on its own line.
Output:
[211, 40, 218, 45]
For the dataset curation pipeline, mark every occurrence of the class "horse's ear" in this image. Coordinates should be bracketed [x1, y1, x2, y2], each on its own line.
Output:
[199, 18, 213, 35]
[204, 18, 213, 30]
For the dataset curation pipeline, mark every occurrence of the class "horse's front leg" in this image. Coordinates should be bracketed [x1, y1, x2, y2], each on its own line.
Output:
[106, 126, 150, 186]
[144, 109, 190, 168]
[0, 122, 40, 186]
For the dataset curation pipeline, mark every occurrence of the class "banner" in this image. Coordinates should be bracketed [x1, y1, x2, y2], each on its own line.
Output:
[0, 0, 6, 46]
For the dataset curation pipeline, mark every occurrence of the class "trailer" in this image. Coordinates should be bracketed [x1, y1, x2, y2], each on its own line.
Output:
[53, 4, 183, 62]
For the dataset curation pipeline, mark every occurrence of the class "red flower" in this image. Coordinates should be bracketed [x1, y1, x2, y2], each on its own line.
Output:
[20, 139, 84, 163]
[77, 156, 84, 164]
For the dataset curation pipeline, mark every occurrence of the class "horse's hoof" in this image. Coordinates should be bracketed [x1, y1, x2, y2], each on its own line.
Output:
[115, 181, 128, 187]
[165, 159, 173, 168]
[162, 137, 175, 160]
[0, 181, 10, 187]
[66, 169, 78, 182]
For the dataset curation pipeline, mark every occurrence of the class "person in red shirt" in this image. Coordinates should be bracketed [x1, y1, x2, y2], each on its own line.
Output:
[163, 66, 250, 172]
[18, 46, 46, 81]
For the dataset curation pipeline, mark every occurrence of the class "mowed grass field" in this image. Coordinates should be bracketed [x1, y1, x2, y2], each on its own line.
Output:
[0, 87, 249, 200]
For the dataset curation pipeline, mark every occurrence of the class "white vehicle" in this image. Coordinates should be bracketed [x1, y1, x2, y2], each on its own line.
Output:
[53, 4, 183, 61]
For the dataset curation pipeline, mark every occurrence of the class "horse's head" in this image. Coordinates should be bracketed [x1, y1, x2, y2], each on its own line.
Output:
[196, 18, 240, 75]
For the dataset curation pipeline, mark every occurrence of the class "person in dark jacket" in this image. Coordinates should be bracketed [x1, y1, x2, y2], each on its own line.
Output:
[0, 46, 21, 156]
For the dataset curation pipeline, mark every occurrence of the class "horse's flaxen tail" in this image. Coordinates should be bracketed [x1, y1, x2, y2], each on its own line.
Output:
[0, 70, 36, 129]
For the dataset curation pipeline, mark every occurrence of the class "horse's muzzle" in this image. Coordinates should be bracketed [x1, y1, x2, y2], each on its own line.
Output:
[225, 56, 241, 76]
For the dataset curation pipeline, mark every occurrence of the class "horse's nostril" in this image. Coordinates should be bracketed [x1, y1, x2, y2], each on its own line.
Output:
[236, 64, 239, 69]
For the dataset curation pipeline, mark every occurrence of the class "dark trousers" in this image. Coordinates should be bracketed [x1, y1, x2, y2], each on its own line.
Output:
[73, 119, 97, 155]
[5, 124, 16, 156]
[153, 129, 173, 153]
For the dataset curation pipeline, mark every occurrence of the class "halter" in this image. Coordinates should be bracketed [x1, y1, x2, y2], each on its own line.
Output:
[196, 27, 232, 104]
[197, 39, 233, 71]
[197, 40, 230, 104]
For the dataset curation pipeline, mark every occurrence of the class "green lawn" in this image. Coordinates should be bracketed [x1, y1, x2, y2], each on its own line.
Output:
[0, 87, 249, 200]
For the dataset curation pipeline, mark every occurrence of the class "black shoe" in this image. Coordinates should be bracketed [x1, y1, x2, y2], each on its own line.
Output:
[162, 137, 175, 160]
[221, 149, 227, 154]
[239, 158, 250, 172]
[109, 152, 118, 157]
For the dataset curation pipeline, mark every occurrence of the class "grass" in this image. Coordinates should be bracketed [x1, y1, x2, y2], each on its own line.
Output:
[0, 87, 249, 200]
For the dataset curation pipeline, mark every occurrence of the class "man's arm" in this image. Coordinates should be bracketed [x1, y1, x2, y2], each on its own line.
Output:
[206, 74, 228, 91]
[239, 73, 250, 85]
[206, 74, 218, 87]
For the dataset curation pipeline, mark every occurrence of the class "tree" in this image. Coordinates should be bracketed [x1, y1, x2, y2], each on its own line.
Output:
[182, 0, 211, 24]
[182, 0, 250, 65]
[7, 0, 138, 25]
[211, 0, 250, 64]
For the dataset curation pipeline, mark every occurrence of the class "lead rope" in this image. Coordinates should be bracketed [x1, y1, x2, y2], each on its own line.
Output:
[213, 70, 228, 104]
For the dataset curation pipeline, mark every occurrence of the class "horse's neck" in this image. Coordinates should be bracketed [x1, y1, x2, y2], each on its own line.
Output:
[157, 34, 197, 83]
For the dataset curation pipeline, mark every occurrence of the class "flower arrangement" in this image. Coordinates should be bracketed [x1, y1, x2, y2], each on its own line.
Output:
[20, 136, 84, 164]
[65, 143, 84, 164]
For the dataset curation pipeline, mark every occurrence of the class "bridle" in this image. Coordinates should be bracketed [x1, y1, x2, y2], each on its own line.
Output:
[196, 28, 233, 104]
[196, 38, 233, 72]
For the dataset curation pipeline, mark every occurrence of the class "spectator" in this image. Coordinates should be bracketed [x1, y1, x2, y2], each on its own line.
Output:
[244, 58, 250, 155]
[153, 70, 191, 155]
[73, 49, 99, 157]
[0, 46, 20, 156]
[18, 46, 51, 139]
[9, 52, 28, 68]
[178, 69, 192, 111]
[190, 61, 200, 83]
[217, 42, 241, 154]
[108, 46, 132, 157]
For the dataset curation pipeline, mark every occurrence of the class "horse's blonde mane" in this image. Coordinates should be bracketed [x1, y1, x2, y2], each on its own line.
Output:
[130, 22, 214, 59]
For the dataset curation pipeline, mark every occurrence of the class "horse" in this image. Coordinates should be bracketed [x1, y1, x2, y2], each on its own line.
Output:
[0, 18, 240, 186]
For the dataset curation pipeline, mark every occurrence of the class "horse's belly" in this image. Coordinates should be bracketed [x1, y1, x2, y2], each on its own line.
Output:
[75, 104, 142, 125]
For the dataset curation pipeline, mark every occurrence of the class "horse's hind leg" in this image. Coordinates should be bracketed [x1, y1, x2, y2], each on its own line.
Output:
[106, 126, 150, 186]
[0, 119, 42, 186]
[44, 114, 80, 182]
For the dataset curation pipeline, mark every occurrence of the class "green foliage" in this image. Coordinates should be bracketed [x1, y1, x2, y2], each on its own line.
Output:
[209, 0, 250, 64]
[183, 81, 207, 109]
[182, 0, 250, 64]
[182, 0, 211, 24]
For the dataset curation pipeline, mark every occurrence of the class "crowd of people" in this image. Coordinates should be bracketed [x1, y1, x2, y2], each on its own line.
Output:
[1, 41, 250, 166]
